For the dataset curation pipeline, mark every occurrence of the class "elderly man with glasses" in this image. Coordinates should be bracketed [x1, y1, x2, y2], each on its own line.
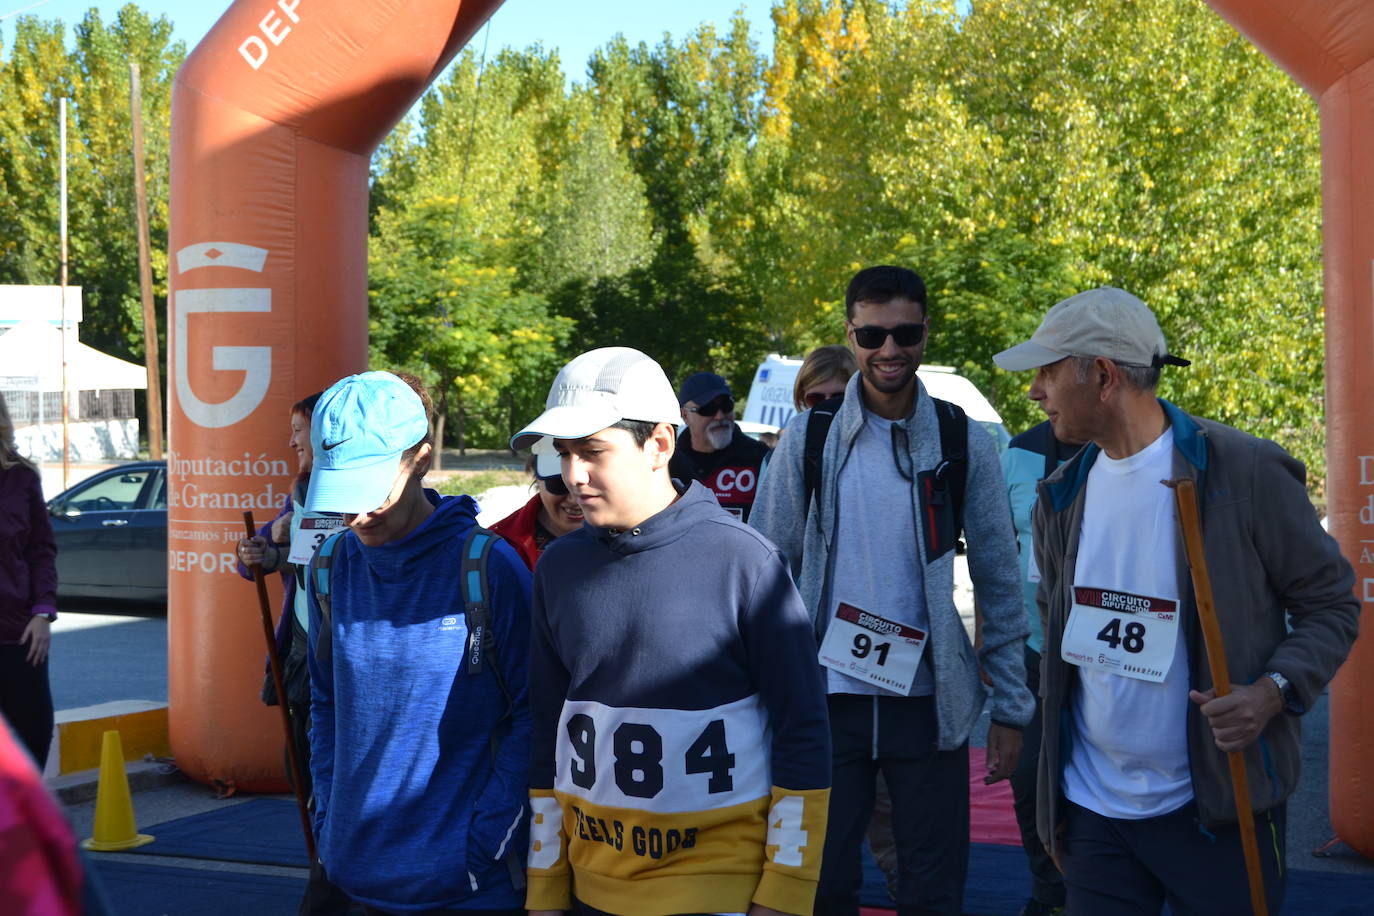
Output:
[751, 265, 1031, 916]
[670, 370, 772, 522]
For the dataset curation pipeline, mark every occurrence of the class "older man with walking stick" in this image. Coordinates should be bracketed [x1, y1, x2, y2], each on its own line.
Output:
[994, 288, 1359, 915]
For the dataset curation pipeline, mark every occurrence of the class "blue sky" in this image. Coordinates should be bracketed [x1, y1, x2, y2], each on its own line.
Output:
[1, 0, 779, 82]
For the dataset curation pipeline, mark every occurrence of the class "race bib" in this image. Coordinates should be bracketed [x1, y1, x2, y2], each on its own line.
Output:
[818, 602, 927, 694]
[1061, 586, 1179, 683]
[287, 513, 344, 565]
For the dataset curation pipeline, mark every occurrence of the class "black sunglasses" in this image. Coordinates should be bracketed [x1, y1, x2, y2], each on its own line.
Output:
[803, 390, 842, 408]
[852, 323, 927, 349]
[685, 396, 735, 417]
[539, 474, 569, 496]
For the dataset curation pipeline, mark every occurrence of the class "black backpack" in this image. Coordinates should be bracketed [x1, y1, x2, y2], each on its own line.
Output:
[803, 393, 969, 550]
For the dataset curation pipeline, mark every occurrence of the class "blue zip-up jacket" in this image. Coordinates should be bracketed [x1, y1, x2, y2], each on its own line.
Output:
[307, 491, 533, 911]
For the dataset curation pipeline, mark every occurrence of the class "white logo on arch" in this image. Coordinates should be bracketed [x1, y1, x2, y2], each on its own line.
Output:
[174, 242, 272, 429]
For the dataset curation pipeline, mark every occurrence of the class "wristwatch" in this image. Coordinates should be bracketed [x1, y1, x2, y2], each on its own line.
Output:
[1263, 670, 1294, 710]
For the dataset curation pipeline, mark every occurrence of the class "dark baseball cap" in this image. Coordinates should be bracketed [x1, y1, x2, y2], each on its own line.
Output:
[677, 372, 732, 407]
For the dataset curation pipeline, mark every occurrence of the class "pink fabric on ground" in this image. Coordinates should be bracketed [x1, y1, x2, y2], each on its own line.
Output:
[969, 746, 1022, 846]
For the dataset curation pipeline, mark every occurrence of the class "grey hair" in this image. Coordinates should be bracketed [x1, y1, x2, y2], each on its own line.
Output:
[1071, 356, 1160, 393]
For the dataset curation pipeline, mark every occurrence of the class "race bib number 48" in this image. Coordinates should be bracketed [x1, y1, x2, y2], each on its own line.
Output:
[818, 602, 927, 694]
[1061, 586, 1179, 683]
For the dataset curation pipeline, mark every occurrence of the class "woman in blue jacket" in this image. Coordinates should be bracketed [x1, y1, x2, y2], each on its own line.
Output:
[304, 371, 532, 915]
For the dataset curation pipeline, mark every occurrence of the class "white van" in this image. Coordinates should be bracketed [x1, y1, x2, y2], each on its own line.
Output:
[741, 353, 1011, 450]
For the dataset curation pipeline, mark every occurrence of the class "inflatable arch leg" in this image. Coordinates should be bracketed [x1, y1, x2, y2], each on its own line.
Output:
[167, 0, 503, 791]
[1206, 0, 1374, 858]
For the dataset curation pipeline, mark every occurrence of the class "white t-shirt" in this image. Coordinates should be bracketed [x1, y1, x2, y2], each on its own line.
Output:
[1062, 428, 1194, 819]
[828, 411, 932, 696]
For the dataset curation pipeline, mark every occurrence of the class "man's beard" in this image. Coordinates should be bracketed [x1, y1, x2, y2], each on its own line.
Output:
[705, 422, 733, 450]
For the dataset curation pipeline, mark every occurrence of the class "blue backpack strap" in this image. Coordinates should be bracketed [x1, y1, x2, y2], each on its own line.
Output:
[307, 529, 348, 668]
[461, 526, 497, 676]
[460, 525, 527, 892]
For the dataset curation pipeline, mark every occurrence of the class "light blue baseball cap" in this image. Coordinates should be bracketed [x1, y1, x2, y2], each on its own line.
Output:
[306, 371, 430, 514]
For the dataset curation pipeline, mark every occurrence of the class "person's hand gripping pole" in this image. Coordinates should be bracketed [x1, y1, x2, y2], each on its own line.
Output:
[243, 511, 318, 862]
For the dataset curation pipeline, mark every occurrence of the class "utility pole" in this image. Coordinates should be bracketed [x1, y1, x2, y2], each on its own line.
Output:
[59, 96, 70, 488]
[130, 63, 164, 460]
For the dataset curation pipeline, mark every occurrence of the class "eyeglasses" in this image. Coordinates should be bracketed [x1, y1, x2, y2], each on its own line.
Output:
[685, 396, 734, 417]
[803, 390, 844, 408]
[539, 474, 569, 496]
[851, 323, 927, 349]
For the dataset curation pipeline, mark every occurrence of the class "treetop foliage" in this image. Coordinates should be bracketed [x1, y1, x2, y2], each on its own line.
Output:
[2, 1, 1325, 484]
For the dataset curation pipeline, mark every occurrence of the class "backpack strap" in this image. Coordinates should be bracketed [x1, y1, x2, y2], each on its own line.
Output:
[931, 397, 969, 540]
[306, 529, 348, 669]
[803, 395, 844, 522]
[460, 525, 527, 892]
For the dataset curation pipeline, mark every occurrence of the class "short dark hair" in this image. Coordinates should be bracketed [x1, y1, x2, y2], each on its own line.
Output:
[291, 391, 324, 418]
[845, 266, 927, 320]
[611, 419, 659, 447]
[389, 371, 435, 461]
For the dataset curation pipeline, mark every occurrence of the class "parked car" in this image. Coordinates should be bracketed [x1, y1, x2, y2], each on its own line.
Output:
[47, 461, 167, 602]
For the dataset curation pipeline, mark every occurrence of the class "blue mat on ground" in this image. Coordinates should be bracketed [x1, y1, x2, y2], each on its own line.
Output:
[133, 797, 311, 868]
[127, 796, 1374, 914]
[85, 860, 302, 916]
[861, 839, 1374, 915]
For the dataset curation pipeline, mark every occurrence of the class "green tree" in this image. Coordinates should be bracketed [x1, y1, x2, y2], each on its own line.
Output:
[0, 6, 183, 361]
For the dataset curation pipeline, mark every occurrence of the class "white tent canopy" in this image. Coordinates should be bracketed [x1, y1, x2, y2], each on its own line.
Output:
[0, 320, 146, 392]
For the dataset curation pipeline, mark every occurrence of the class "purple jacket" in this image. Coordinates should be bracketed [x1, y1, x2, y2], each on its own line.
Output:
[0, 463, 58, 644]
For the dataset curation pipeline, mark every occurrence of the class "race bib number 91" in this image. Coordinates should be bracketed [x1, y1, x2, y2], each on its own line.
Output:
[818, 602, 927, 694]
[1061, 586, 1179, 683]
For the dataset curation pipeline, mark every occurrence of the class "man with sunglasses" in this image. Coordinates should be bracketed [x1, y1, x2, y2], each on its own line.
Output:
[670, 371, 771, 522]
[751, 265, 1032, 916]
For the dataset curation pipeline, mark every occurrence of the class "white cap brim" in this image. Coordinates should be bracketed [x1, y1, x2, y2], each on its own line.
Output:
[992, 340, 1069, 372]
[306, 454, 405, 514]
[510, 403, 625, 451]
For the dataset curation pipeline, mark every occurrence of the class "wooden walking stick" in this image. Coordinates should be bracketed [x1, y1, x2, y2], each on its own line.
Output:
[1166, 479, 1268, 916]
[243, 511, 318, 862]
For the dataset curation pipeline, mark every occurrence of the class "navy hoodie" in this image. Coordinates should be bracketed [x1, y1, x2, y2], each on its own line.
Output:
[307, 492, 532, 911]
[526, 481, 831, 916]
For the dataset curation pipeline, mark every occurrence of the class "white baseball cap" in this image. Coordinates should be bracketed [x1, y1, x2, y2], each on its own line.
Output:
[993, 287, 1189, 372]
[510, 347, 681, 450]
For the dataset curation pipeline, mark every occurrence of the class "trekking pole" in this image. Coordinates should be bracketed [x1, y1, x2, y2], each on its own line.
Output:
[1165, 479, 1268, 916]
[243, 511, 318, 862]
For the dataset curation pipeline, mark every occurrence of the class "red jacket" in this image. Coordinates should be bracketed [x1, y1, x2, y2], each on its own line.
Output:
[489, 494, 543, 571]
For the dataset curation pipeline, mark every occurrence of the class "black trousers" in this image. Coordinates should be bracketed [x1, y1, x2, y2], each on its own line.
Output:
[0, 645, 53, 771]
[1061, 800, 1286, 916]
[815, 694, 969, 916]
[1009, 647, 1064, 907]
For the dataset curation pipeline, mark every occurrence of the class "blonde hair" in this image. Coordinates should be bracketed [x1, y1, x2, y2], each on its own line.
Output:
[793, 345, 858, 412]
[0, 392, 36, 471]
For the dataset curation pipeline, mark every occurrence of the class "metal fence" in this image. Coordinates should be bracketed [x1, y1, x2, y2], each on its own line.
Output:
[1, 388, 136, 423]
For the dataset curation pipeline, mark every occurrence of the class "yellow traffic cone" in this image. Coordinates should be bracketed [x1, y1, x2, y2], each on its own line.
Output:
[80, 730, 154, 852]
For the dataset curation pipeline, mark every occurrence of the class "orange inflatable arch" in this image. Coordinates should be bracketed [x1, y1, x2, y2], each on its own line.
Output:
[167, 0, 1374, 853]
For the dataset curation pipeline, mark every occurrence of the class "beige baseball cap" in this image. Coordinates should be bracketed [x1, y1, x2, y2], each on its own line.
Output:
[993, 287, 1190, 372]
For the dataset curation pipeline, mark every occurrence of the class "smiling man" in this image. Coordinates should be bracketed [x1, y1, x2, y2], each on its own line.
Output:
[751, 265, 1031, 916]
[670, 372, 771, 522]
[511, 347, 831, 916]
[303, 371, 534, 915]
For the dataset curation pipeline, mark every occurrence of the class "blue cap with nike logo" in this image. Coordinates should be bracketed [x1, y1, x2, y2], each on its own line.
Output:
[306, 371, 430, 514]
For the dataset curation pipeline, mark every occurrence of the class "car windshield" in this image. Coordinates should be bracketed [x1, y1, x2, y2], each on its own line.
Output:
[61, 468, 155, 512]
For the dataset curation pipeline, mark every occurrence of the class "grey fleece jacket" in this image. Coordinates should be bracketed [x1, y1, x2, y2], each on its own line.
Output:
[751, 372, 1033, 750]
